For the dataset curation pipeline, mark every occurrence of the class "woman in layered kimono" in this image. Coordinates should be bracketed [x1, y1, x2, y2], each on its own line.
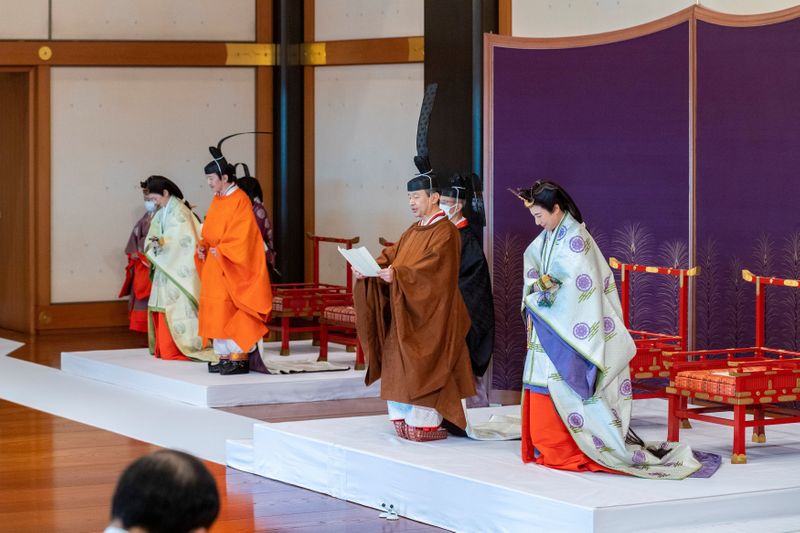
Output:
[141, 176, 215, 363]
[119, 194, 155, 333]
[514, 180, 717, 479]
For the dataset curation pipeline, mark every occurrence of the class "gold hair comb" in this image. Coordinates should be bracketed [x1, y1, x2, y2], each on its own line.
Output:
[507, 188, 534, 208]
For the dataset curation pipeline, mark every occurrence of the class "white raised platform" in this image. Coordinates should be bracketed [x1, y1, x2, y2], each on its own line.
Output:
[1, 337, 257, 464]
[61, 340, 379, 407]
[228, 399, 800, 533]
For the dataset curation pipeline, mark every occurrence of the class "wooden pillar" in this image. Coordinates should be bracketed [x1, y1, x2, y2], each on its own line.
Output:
[424, 0, 497, 240]
[273, 0, 305, 282]
[0, 69, 33, 332]
[303, 0, 315, 283]
[256, 0, 274, 218]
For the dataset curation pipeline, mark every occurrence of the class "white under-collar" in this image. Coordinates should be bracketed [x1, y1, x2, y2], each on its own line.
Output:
[219, 183, 238, 197]
[421, 209, 446, 226]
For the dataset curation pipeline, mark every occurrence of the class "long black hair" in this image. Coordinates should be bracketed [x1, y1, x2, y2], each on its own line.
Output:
[140, 175, 198, 219]
[236, 176, 263, 204]
[517, 180, 583, 224]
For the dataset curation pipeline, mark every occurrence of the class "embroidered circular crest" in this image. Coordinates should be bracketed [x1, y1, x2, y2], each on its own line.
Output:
[603, 317, 615, 334]
[575, 274, 593, 292]
[573, 322, 590, 340]
[620, 378, 633, 396]
[166, 285, 179, 303]
[569, 236, 585, 253]
[556, 225, 567, 241]
[592, 435, 605, 450]
[567, 413, 584, 429]
[256, 208, 266, 219]
[632, 450, 646, 464]
[527, 268, 539, 279]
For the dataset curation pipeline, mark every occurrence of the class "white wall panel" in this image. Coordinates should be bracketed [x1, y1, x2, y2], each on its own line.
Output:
[511, 0, 693, 37]
[700, 0, 800, 14]
[315, 63, 423, 286]
[51, 67, 255, 303]
[315, 0, 423, 41]
[511, 1, 800, 37]
[52, 0, 255, 41]
[0, 0, 49, 39]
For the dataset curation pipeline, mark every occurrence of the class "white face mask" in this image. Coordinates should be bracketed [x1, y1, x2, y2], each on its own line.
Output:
[144, 200, 157, 213]
[440, 201, 457, 220]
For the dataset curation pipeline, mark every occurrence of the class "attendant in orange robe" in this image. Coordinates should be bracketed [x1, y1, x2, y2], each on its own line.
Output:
[196, 144, 272, 375]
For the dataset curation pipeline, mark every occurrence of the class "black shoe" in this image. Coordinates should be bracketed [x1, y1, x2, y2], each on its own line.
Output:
[220, 359, 250, 375]
[441, 418, 468, 437]
[208, 362, 221, 373]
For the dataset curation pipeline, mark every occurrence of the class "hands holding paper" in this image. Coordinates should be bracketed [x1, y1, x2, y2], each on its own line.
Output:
[378, 266, 394, 283]
[353, 265, 393, 282]
[339, 246, 382, 278]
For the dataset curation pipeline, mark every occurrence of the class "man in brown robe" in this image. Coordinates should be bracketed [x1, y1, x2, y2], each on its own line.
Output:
[354, 172, 476, 442]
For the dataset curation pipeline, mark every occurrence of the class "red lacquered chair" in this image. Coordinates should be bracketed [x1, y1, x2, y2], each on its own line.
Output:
[664, 269, 800, 463]
[269, 233, 358, 355]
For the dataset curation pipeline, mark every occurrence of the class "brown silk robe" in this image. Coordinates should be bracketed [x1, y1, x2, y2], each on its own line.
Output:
[355, 217, 476, 429]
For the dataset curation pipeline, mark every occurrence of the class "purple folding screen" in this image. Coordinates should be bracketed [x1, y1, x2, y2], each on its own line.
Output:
[487, 23, 691, 391]
[696, 18, 800, 350]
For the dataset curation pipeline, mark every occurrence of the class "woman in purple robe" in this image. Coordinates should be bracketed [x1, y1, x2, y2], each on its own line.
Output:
[236, 176, 278, 280]
[119, 197, 155, 333]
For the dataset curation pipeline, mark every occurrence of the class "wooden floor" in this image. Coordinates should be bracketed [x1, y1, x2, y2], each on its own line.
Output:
[0, 328, 442, 532]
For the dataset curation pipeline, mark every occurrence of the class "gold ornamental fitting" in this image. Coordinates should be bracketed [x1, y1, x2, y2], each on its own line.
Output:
[408, 37, 424, 62]
[38, 310, 52, 325]
[302, 42, 327, 66]
[225, 43, 276, 66]
[38, 46, 52, 61]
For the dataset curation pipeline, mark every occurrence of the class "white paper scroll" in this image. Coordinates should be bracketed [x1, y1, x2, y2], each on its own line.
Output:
[338, 246, 381, 277]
